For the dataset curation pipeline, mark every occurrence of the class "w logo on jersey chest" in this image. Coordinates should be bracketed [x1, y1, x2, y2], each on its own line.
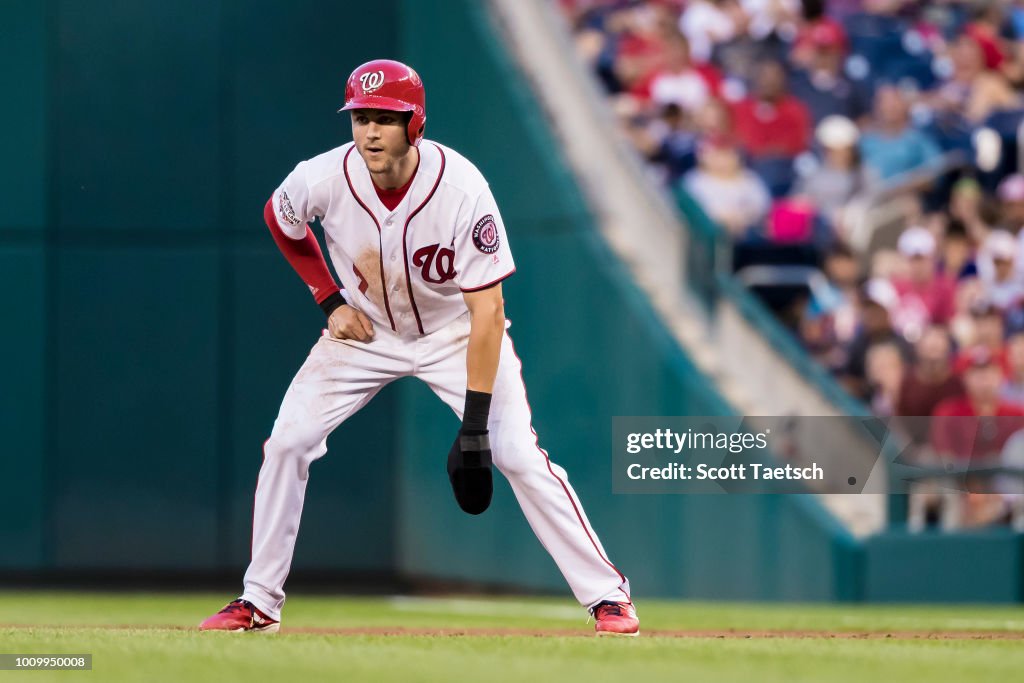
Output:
[359, 70, 385, 94]
[412, 244, 456, 284]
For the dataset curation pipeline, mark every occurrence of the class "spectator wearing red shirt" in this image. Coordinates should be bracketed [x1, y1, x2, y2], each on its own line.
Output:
[898, 326, 964, 415]
[931, 346, 1024, 462]
[895, 325, 964, 445]
[731, 60, 811, 159]
[954, 302, 1010, 376]
[631, 33, 723, 113]
[889, 226, 956, 340]
[964, 2, 1009, 71]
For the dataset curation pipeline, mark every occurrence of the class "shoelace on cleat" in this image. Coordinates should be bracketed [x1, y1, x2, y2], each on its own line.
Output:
[220, 599, 252, 615]
[593, 602, 629, 618]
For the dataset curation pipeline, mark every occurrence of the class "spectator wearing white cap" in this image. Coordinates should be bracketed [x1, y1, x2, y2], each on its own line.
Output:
[792, 115, 878, 230]
[977, 230, 1024, 310]
[889, 226, 956, 342]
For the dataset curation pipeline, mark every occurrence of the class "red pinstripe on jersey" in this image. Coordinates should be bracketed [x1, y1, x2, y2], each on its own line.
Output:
[344, 146, 397, 332]
[402, 144, 447, 335]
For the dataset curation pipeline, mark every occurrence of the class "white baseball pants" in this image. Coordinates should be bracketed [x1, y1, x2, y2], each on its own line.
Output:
[240, 313, 630, 619]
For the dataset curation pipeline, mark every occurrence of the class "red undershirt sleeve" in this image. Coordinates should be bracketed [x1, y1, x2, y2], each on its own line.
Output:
[263, 197, 341, 305]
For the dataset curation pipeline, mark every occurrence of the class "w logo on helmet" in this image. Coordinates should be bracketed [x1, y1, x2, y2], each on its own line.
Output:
[359, 70, 386, 94]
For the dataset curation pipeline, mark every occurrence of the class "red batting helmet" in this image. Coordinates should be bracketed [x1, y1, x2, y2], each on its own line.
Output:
[339, 59, 426, 147]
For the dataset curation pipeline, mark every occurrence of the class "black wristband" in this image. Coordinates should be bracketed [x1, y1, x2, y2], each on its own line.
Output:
[461, 390, 492, 435]
[319, 291, 346, 318]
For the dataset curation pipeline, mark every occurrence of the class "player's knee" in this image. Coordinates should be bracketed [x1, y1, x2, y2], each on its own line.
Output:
[494, 443, 545, 479]
[264, 427, 326, 464]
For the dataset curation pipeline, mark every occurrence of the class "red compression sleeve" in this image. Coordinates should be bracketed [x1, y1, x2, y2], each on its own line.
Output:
[263, 197, 340, 304]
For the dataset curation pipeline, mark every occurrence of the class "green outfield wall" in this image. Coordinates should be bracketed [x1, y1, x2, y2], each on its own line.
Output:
[1, 0, 404, 574]
[5, 0, 1013, 603]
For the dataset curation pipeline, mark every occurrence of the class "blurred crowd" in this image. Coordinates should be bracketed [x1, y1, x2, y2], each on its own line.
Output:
[561, 0, 1024, 527]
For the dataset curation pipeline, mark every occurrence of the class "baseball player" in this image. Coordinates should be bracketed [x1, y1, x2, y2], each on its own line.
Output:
[199, 59, 638, 636]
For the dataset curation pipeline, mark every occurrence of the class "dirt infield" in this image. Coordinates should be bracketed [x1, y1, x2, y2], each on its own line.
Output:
[5, 623, 1024, 639]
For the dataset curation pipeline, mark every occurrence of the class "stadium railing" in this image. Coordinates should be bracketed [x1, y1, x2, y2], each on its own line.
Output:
[672, 183, 871, 417]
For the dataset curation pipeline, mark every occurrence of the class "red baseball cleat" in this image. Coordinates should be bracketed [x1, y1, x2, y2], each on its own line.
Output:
[592, 600, 640, 637]
[199, 599, 280, 633]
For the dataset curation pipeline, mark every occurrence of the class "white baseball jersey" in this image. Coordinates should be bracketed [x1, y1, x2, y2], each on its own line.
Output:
[270, 140, 516, 336]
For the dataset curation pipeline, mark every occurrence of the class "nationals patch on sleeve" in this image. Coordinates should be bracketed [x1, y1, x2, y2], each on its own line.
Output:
[472, 214, 500, 254]
[278, 190, 301, 226]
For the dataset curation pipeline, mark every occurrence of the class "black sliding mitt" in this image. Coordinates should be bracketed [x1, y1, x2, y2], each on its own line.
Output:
[447, 431, 493, 515]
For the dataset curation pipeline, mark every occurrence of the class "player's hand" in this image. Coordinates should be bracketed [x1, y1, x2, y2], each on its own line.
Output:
[327, 305, 375, 341]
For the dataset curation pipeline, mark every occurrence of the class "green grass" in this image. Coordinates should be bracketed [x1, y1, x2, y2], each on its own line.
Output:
[1, 592, 1024, 682]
